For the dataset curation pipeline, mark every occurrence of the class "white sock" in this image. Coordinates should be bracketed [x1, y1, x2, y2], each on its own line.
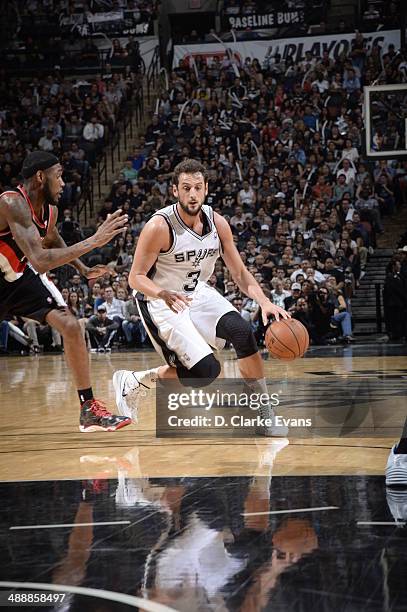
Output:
[134, 367, 160, 390]
[244, 377, 276, 420]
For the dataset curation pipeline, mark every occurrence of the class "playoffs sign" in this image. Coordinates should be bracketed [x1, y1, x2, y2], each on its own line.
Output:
[173, 29, 400, 68]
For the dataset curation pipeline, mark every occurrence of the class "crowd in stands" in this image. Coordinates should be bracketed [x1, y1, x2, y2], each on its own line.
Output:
[1, 28, 407, 354]
[2, 0, 158, 75]
[0, 63, 141, 203]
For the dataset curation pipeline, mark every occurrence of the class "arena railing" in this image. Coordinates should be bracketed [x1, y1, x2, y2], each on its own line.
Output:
[376, 283, 383, 334]
[94, 45, 158, 204]
[146, 45, 160, 104]
[94, 80, 144, 203]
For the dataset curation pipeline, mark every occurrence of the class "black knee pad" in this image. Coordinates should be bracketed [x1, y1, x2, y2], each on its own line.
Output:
[216, 311, 258, 359]
[176, 353, 221, 388]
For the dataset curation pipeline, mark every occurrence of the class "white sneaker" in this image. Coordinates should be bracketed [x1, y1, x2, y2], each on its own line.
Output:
[385, 445, 407, 487]
[113, 370, 149, 421]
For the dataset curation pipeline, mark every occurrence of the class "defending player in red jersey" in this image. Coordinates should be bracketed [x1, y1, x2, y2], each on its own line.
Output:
[0, 151, 131, 431]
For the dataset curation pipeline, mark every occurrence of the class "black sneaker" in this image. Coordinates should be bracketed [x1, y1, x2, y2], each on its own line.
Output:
[80, 399, 132, 432]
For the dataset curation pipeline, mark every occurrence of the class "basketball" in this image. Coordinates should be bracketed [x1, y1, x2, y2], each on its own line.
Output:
[265, 319, 309, 360]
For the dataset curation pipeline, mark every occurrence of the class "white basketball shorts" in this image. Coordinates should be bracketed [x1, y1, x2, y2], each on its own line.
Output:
[136, 282, 237, 369]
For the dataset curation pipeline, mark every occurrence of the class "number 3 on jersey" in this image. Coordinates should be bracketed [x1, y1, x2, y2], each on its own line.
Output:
[183, 270, 201, 292]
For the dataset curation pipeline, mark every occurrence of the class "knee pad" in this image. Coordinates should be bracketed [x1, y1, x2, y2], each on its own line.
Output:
[176, 353, 221, 388]
[216, 311, 258, 359]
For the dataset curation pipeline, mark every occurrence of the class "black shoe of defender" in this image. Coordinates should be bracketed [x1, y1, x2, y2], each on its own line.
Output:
[80, 399, 132, 432]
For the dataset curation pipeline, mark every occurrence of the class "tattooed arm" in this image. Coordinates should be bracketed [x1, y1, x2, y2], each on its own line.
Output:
[2, 193, 127, 274]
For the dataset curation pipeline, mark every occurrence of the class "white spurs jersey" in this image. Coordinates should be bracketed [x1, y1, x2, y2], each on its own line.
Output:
[146, 203, 220, 298]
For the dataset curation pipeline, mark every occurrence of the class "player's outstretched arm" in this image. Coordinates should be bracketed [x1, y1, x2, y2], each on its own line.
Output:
[3, 194, 127, 274]
[214, 212, 290, 323]
[129, 216, 191, 312]
[42, 206, 112, 279]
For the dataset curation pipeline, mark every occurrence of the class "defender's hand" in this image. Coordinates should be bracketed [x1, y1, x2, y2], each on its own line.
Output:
[84, 264, 112, 279]
[93, 210, 128, 247]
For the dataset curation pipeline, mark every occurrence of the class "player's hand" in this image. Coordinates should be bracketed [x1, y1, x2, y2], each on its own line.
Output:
[93, 210, 128, 247]
[260, 300, 291, 325]
[83, 264, 112, 280]
[157, 290, 192, 313]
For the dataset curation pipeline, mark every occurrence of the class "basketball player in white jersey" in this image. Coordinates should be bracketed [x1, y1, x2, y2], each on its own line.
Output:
[113, 159, 290, 435]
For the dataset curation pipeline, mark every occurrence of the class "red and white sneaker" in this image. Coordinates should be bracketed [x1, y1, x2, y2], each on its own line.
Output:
[79, 399, 132, 432]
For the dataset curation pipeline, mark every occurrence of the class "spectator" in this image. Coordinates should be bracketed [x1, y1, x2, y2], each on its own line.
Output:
[343, 68, 361, 93]
[0, 321, 8, 354]
[23, 318, 62, 353]
[122, 296, 148, 347]
[337, 159, 356, 185]
[355, 189, 384, 233]
[333, 174, 353, 203]
[375, 174, 396, 216]
[121, 160, 138, 183]
[69, 273, 89, 300]
[0, 319, 32, 354]
[271, 280, 291, 308]
[38, 129, 55, 152]
[284, 283, 302, 310]
[292, 298, 314, 338]
[309, 285, 354, 344]
[383, 259, 407, 341]
[100, 285, 125, 337]
[86, 305, 117, 352]
[82, 116, 105, 165]
[237, 180, 256, 208]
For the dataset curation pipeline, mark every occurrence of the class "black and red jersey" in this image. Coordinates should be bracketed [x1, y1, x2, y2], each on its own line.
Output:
[0, 185, 53, 282]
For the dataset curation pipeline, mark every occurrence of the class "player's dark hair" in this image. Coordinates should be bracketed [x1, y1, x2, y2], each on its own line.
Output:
[172, 159, 208, 186]
[21, 151, 59, 179]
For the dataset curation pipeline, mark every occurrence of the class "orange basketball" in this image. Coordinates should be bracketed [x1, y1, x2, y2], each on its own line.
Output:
[265, 318, 309, 360]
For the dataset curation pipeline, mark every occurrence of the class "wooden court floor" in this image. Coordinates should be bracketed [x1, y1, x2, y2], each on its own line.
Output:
[0, 347, 405, 482]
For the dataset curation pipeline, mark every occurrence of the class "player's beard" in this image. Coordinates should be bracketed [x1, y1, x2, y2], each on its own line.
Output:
[178, 198, 203, 217]
[43, 178, 59, 206]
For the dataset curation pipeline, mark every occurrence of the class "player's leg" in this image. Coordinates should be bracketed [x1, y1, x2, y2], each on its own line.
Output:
[188, 284, 262, 379]
[188, 286, 287, 437]
[45, 308, 131, 431]
[46, 308, 91, 389]
[3, 268, 130, 432]
[112, 297, 220, 418]
[215, 311, 288, 437]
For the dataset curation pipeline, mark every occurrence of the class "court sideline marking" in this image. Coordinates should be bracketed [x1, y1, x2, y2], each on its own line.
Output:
[242, 505, 339, 516]
[357, 521, 405, 526]
[10, 521, 131, 530]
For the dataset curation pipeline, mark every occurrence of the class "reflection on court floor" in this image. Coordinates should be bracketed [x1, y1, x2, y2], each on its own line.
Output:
[0, 344, 406, 609]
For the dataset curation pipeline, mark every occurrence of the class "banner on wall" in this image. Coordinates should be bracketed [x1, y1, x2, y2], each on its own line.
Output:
[222, 11, 305, 31]
[59, 10, 153, 37]
[173, 29, 400, 67]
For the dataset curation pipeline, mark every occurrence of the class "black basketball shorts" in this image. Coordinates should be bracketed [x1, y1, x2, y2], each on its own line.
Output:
[0, 267, 66, 324]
